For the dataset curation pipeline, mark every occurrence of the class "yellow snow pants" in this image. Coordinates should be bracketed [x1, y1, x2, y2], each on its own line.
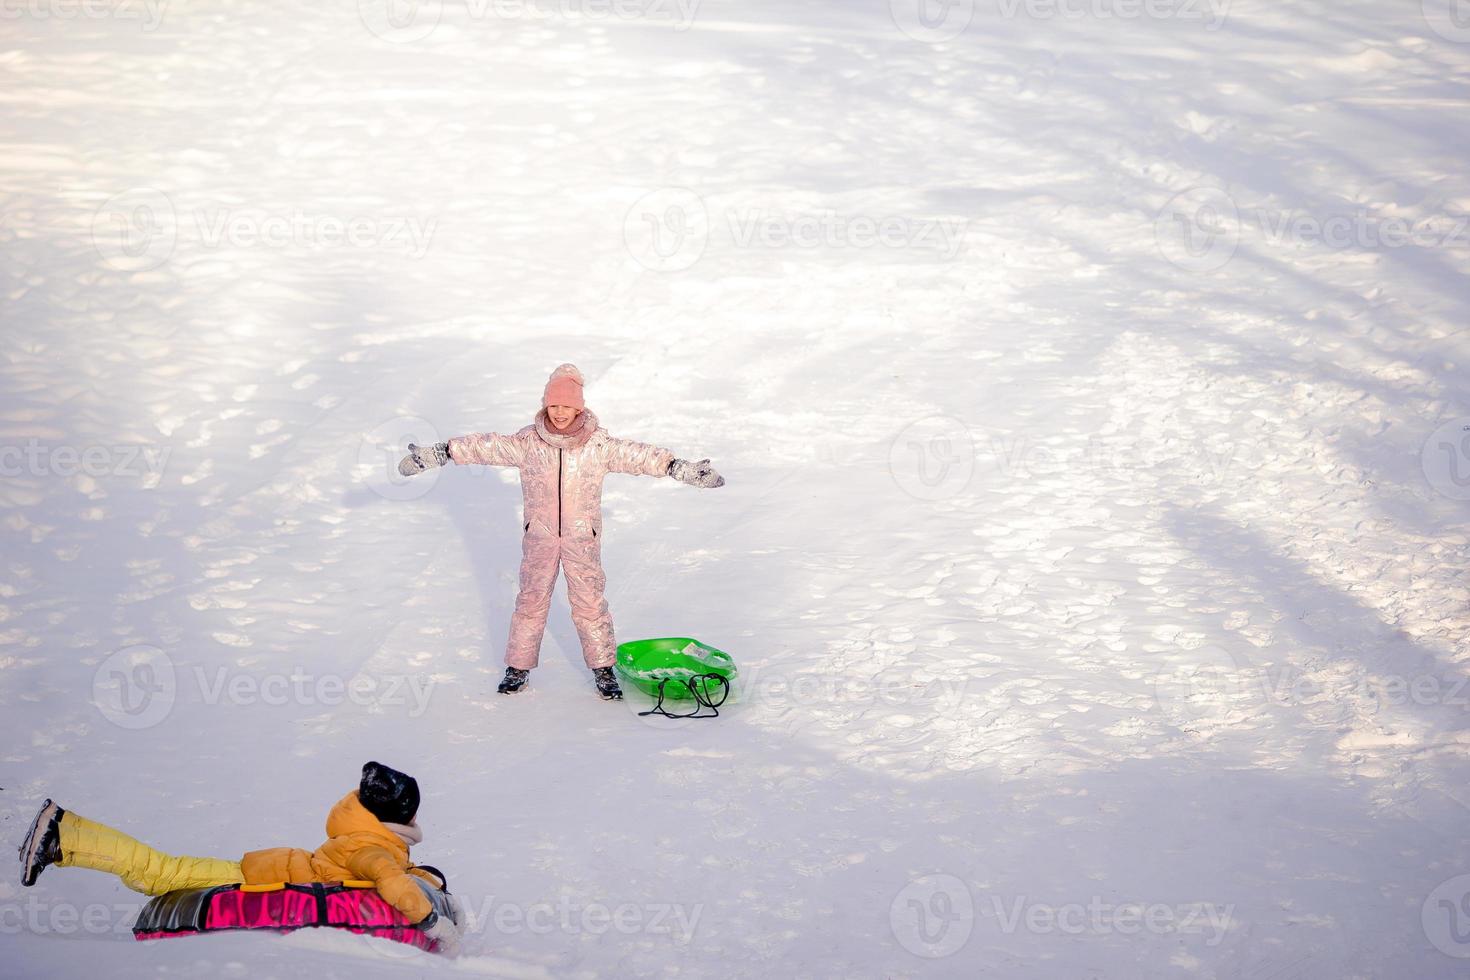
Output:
[56, 810, 244, 896]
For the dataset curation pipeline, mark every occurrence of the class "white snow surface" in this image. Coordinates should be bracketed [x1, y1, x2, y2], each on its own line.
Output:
[3, 1, 1470, 977]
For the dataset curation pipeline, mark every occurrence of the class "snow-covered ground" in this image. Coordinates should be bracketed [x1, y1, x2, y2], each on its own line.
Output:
[3, 0, 1470, 976]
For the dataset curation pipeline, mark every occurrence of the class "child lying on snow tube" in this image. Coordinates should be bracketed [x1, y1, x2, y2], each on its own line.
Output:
[17, 761, 462, 954]
[398, 362, 727, 701]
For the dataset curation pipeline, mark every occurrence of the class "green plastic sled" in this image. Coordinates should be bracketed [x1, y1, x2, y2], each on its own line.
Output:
[615, 637, 737, 700]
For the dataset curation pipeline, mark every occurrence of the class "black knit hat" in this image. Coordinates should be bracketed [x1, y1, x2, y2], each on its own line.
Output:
[359, 761, 420, 825]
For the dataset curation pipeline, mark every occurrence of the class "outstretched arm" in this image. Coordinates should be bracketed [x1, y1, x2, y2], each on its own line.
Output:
[603, 433, 725, 487]
[398, 431, 525, 476]
[446, 431, 526, 468]
[604, 435, 677, 478]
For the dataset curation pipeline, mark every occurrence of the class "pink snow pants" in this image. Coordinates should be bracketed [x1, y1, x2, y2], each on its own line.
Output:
[505, 531, 616, 670]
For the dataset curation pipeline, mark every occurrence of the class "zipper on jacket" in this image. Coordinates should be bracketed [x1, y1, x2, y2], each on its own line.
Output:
[557, 448, 563, 537]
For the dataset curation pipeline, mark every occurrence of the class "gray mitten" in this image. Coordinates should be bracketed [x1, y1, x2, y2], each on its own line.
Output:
[398, 442, 451, 477]
[668, 457, 726, 488]
[445, 891, 465, 927]
[420, 910, 462, 956]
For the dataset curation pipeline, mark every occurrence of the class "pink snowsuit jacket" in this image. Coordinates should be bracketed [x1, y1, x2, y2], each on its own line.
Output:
[446, 408, 674, 669]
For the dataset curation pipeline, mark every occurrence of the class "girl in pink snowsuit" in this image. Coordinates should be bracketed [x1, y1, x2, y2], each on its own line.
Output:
[397, 364, 725, 699]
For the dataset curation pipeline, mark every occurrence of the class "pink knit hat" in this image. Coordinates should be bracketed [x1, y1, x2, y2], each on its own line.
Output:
[542, 363, 585, 410]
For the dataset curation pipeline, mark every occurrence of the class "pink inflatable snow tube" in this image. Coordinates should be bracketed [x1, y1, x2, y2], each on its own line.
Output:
[132, 882, 438, 951]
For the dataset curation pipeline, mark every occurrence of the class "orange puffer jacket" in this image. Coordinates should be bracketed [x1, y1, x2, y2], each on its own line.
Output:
[239, 790, 440, 922]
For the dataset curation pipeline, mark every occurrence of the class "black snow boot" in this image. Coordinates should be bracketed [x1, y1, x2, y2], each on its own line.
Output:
[498, 667, 530, 695]
[592, 667, 623, 701]
[19, 799, 64, 887]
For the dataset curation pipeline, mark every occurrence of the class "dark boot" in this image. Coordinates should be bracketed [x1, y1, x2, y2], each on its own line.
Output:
[592, 667, 623, 701]
[498, 667, 530, 695]
[19, 799, 64, 887]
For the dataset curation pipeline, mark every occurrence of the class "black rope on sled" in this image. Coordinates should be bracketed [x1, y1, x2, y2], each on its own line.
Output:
[638, 672, 730, 719]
